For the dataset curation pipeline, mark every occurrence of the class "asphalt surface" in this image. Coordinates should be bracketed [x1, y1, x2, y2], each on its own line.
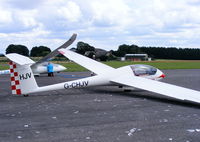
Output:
[0, 69, 200, 142]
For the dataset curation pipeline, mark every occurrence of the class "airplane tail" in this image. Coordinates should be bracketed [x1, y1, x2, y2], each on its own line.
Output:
[6, 53, 38, 95]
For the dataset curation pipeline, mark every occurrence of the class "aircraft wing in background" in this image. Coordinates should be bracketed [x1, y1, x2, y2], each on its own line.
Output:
[32, 33, 77, 67]
[1, 34, 76, 75]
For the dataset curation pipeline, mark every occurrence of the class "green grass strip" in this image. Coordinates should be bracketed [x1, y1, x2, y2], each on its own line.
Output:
[1, 60, 200, 72]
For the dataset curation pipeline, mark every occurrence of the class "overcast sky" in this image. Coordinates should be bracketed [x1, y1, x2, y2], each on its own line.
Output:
[0, 0, 200, 53]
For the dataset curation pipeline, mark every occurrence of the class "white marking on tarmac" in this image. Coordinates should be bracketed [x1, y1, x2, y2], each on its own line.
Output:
[17, 136, 22, 139]
[52, 116, 57, 119]
[188, 129, 200, 132]
[126, 128, 141, 136]
[24, 124, 29, 128]
[169, 138, 173, 141]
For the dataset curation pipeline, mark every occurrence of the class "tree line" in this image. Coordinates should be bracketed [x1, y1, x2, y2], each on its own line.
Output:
[112, 45, 200, 60]
[5, 44, 51, 57]
[4, 42, 200, 60]
[140, 47, 200, 60]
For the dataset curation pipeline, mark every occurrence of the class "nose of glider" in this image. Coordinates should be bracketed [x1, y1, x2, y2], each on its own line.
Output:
[159, 73, 166, 78]
[60, 65, 67, 71]
[156, 69, 166, 80]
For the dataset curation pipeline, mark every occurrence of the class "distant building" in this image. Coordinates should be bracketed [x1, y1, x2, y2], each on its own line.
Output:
[124, 54, 148, 61]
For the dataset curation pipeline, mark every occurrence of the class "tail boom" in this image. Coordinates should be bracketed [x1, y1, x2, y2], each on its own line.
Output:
[32, 75, 110, 94]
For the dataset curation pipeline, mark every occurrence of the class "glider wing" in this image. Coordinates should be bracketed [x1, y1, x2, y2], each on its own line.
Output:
[32, 33, 77, 66]
[59, 48, 115, 75]
[111, 75, 200, 103]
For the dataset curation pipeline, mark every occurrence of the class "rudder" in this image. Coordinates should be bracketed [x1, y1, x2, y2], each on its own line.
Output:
[9, 61, 21, 95]
[6, 54, 39, 95]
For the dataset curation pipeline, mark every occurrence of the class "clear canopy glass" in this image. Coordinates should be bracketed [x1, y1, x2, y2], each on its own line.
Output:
[130, 64, 157, 76]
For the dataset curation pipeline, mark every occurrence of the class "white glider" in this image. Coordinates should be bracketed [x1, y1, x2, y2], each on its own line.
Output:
[5, 48, 200, 104]
[0, 69, 10, 75]
[0, 61, 66, 76]
[1, 34, 77, 76]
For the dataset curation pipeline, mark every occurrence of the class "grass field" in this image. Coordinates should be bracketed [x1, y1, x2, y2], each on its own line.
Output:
[1, 60, 200, 72]
[58, 60, 200, 72]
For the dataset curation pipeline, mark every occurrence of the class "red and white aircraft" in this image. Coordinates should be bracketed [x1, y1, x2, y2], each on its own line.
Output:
[5, 47, 200, 103]
[1, 34, 77, 76]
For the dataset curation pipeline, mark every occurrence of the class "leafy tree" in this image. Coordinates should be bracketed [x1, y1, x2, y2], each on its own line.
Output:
[140, 47, 200, 60]
[107, 50, 117, 60]
[76, 41, 95, 55]
[98, 55, 108, 61]
[74, 41, 200, 60]
[30, 46, 51, 57]
[113, 44, 141, 57]
[6, 44, 29, 56]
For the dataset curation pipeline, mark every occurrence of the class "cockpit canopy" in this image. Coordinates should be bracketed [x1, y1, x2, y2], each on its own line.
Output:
[130, 64, 157, 76]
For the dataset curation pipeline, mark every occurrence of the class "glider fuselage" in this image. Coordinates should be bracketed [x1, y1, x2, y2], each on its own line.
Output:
[34, 65, 164, 93]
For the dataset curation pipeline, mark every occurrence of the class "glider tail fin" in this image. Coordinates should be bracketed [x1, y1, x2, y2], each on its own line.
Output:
[6, 54, 39, 95]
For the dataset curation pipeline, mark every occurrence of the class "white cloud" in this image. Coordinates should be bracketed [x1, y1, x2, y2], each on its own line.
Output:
[90, 0, 131, 26]
[1, 0, 200, 53]
[15, 9, 39, 28]
[57, 1, 82, 22]
[0, 6, 12, 24]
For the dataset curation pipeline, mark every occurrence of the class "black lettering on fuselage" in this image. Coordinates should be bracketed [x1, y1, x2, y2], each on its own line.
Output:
[19, 72, 32, 80]
[64, 81, 89, 89]
[83, 81, 88, 86]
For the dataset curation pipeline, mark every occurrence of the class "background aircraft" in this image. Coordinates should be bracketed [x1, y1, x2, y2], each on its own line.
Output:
[5, 47, 200, 104]
[0, 34, 77, 76]
[0, 69, 10, 75]
[0, 62, 66, 76]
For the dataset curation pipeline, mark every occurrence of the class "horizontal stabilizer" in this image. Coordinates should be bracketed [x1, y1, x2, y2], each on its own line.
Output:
[5, 53, 35, 65]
